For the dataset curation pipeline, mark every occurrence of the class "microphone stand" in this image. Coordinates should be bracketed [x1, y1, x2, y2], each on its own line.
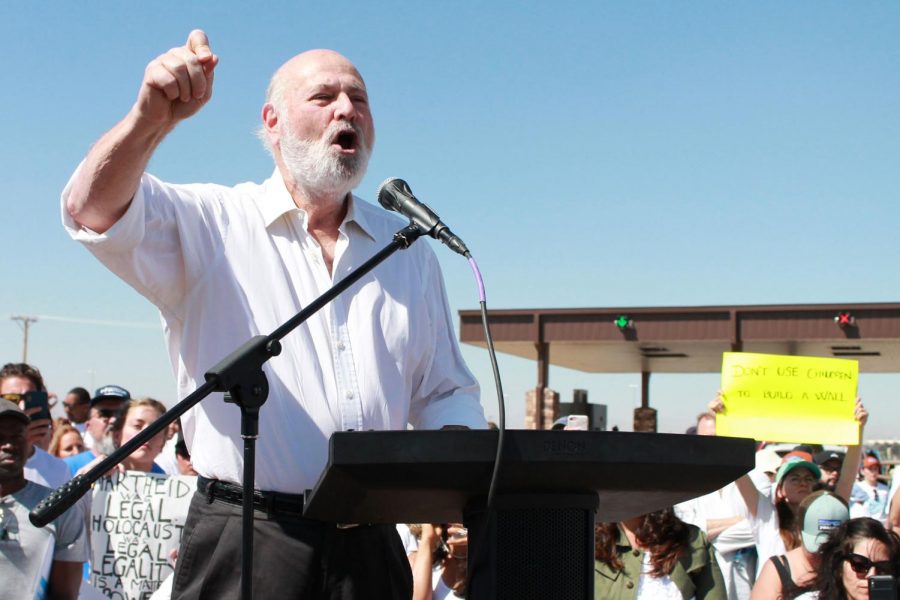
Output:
[31, 223, 426, 600]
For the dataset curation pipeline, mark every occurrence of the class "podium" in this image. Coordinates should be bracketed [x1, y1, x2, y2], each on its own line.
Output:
[303, 430, 755, 599]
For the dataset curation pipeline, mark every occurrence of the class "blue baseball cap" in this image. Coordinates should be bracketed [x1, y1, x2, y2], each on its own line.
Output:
[90, 385, 130, 406]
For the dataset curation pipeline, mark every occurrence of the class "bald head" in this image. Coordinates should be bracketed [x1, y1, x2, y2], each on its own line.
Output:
[265, 50, 365, 121]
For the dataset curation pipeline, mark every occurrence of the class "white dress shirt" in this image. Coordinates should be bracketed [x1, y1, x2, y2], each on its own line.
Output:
[62, 168, 485, 493]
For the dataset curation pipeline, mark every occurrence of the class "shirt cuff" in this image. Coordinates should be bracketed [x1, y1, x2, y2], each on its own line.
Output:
[416, 393, 487, 430]
[60, 164, 148, 252]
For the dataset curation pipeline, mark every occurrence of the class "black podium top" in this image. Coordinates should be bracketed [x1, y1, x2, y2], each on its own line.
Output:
[303, 430, 755, 524]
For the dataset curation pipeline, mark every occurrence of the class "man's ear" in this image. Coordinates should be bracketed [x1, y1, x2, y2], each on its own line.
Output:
[262, 103, 279, 135]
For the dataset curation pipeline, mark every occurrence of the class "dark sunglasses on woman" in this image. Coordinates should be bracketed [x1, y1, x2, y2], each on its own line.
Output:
[844, 553, 894, 576]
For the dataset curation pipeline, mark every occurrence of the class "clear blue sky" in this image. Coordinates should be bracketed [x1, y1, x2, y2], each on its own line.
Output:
[2, 2, 899, 438]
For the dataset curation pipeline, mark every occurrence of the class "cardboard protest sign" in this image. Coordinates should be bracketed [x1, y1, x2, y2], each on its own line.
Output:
[717, 352, 859, 445]
[90, 472, 196, 600]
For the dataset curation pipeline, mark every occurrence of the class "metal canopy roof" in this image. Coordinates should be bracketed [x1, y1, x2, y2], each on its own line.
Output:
[459, 303, 900, 374]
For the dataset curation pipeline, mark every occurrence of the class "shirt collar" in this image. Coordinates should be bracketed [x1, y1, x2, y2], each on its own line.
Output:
[260, 168, 376, 241]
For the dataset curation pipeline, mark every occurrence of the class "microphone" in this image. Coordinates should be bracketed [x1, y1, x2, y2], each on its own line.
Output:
[377, 177, 470, 257]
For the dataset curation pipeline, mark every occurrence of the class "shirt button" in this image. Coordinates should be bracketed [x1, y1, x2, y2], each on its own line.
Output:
[626, 581, 634, 589]
[632, 550, 640, 557]
[337, 341, 346, 351]
[345, 391, 354, 399]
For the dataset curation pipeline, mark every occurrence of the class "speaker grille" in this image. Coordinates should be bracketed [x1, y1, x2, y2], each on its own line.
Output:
[495, 507, 591, 599]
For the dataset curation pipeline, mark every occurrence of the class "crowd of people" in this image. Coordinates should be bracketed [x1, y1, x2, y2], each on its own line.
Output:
[0, 361, 196, 599]
[651, 402, 900, 600]
[5, 361, 900, 599]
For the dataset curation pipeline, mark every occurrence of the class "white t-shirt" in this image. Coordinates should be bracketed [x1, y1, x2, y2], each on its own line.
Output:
[635, 552, 695, 600]
[25, 446, 71, 489]
[675, 482, 755, 598]
[850, 480, 890, 524]
[0, 482, 90, 598]
[747, 469, 786, 575]
[396, 523, 419, 556]
[432, 565, 461, 600]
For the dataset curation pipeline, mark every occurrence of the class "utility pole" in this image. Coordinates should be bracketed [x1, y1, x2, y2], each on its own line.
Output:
[11, 315, 38, 363]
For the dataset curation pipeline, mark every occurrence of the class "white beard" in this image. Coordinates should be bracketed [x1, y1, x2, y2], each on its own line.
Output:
[279, 122, 371, 199]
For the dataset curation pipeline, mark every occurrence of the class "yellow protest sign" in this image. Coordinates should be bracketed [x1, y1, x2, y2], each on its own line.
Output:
[717, 352, 859, 445]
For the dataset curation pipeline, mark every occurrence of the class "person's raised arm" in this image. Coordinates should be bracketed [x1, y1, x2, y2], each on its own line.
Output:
[835, 398, 867, 502]
[709, 390, 760, 519]
[65, 29, 218, 233]
[705, 515, 743, 541]
[412, 524, 440, 600]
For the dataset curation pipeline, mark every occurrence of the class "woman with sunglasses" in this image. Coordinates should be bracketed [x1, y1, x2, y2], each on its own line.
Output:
[814, 517, 900, 600]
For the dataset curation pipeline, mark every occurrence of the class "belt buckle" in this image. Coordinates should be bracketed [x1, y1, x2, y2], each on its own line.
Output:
[335, 523, 360, 529]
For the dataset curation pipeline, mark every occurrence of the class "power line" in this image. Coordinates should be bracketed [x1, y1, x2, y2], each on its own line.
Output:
[25, 314, 159, 329]
[9, 313, 160, 362]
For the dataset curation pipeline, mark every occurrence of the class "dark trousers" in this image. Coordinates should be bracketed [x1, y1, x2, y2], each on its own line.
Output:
[171, 490, 413, 599]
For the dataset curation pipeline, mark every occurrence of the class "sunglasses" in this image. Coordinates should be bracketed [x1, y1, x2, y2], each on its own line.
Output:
[93, 408, 118, 420]
[844, 553, 894, 576]
[0, 393, 25, 403]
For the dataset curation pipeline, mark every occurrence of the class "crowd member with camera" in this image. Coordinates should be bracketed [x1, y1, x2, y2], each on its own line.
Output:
[0, 362, 70, 489]
[813, 517, 900, 600]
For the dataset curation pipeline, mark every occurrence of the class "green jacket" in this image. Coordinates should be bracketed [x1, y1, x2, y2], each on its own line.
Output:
[594, 524, 726, 600]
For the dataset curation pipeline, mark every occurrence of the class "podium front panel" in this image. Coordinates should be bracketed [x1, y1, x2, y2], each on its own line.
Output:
[303, 430, 755, 524]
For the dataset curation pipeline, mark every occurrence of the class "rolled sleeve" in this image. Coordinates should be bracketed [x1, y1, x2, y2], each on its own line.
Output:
[61, 163, 148, 253]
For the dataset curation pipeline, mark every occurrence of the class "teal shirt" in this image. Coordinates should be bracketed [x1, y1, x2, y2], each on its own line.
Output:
[594, 523, 726, 600]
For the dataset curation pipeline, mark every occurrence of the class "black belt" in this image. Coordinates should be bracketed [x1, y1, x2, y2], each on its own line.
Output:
[196, 477, 364, 528]
[197, 476, 307, 518]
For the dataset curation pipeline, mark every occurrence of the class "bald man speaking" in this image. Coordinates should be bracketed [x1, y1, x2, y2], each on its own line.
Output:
[62, 30, 486, 599]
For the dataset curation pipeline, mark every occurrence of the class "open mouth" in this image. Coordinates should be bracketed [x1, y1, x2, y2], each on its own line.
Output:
[333, 129, 358, 151]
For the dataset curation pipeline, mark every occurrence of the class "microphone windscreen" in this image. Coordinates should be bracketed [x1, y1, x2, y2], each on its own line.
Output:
[377, 177, 410, 212]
